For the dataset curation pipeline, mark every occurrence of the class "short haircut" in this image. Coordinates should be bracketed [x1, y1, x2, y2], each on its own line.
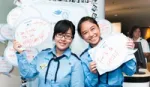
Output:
[129, 25, 141, 38]
[53, 20, 75, 39]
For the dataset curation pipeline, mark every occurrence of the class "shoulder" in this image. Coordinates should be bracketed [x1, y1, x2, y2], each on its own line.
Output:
[42, 48, 51, 51]
[38, 48, 52, 55]
[80, 48, 89, 57]
[140, 38, 149, 44]
[71, 53, 80, 60]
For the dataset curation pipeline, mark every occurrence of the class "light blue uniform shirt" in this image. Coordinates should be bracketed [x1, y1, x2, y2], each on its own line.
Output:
[80, 46, 136, 87]
[16, 47, 84, 87]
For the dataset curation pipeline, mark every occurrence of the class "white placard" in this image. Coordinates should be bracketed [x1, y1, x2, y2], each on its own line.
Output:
[30, 2, 90, 23]
[7, 6, 41, 27]
[97, 19, 113, 38]
[88, 33, 136, 75]
[4, 42, 39, 66]
[0, 58, 13, 73]
[0, 24, 14, 40]
[0, 24, 6, 42]
[15, 18, 51, 47]
[7, 7, 23, 27]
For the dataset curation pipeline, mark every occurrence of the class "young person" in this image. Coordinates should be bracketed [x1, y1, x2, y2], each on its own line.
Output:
[13, 20, 84, 87]
[77, 16, 136, 87]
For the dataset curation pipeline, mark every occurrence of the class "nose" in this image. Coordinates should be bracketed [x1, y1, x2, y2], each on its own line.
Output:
[60, 36, 66, 40]
[88, 31, 94, 37]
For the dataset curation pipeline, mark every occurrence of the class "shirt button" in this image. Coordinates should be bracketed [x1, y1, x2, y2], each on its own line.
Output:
[69, 62, 71, 65]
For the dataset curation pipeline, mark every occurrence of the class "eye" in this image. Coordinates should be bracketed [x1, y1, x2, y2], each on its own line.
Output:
[82, 31, 88, 35]
[57, 33, 63, 37]
[66, 34, 72, 38]
[91, 27, 95, 31]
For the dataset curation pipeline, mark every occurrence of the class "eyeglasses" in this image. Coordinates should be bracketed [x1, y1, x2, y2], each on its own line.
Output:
[56, 33, 72, 40]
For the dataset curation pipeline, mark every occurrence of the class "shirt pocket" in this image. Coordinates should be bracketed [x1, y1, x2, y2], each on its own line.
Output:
[56, 62, 72, 85]
[37, 60, 49, 77]
[56, 74, 71, 87]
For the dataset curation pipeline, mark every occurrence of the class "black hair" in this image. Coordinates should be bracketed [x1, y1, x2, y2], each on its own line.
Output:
[77, 16, 99, 38]
[53, 20, 75, 39]
[129, 25, 141, 38]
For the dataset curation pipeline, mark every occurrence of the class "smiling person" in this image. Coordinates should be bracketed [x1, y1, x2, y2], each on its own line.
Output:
[13, 20, 84, 87]
[77, 16, 136, 87]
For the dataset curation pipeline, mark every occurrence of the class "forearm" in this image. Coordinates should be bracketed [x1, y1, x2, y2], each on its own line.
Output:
[16, 52, 38, 78]
[84, 72, 99, 87]
[121, 59, 136, 76]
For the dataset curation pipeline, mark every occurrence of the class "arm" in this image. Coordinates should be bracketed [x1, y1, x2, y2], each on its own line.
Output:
[71, 61, 84, 87]
[142, 39, 150, 53]
[121, 55, 136, 76]
[81, 59, 99, 87]
[143, 40, 150, 58]
[13, 40, 38, 78]
[16, 52, 39, 78]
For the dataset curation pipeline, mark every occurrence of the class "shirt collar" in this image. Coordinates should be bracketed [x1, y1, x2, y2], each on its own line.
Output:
[50, 46, 71, 59]
[136, 37, 142, 42]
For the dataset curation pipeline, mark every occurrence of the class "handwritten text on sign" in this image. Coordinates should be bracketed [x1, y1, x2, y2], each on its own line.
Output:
[97, 19, 112, 38]
[0, 24, 14, 40]
[4, 44, 39, 66]
[0, 59, 13, 73]
[88, 33, 134, 75]
[97, 42, 119, 66]
[7, 7, 22, 27]
[15, 18, 51, 47]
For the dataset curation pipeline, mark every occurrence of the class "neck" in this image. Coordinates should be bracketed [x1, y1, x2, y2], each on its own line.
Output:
[56, 48, 64, 57]
[133, 37, 139, 41]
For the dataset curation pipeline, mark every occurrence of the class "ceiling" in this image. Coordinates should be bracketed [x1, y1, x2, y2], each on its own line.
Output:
[0, 0, 150, 35]
[105, 0, 150, 34]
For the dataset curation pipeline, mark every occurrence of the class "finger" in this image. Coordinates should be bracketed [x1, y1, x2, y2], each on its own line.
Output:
[90, 67, 97, 72]
[91, 67, 97, 71]
[127, 43, 135, 48]
[90, 61, 96, 66]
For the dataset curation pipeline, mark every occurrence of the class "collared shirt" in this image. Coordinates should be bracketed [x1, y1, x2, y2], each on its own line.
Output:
[135, 37, 150, 53]
[80, 45, 136, 87]
[16, 47, 84, 87]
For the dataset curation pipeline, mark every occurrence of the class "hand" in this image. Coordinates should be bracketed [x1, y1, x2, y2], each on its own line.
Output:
[126, 37, 135, 49]
[13, 40, 24, 53]
[89, 61, 97, 74]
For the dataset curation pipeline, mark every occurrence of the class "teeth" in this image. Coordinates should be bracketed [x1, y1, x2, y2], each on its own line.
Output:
[60, 43, 65, 46]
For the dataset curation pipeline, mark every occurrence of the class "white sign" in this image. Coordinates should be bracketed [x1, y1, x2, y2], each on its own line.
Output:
[0, 57, 13, 73]
[15, 18, 51, 47]
[97, 19, 112, 38]
[0, 24, 14, 40]
[89, 33, 136, 75]
[7, 7, 23, 27]
[4, 42, 39, 66]
[7, 6, 41, 27]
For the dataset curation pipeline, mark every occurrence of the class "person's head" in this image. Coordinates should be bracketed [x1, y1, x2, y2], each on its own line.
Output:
[53, 20, 75, 51]
[77, 16, 100, 47]
[129, 25, 141, 39]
